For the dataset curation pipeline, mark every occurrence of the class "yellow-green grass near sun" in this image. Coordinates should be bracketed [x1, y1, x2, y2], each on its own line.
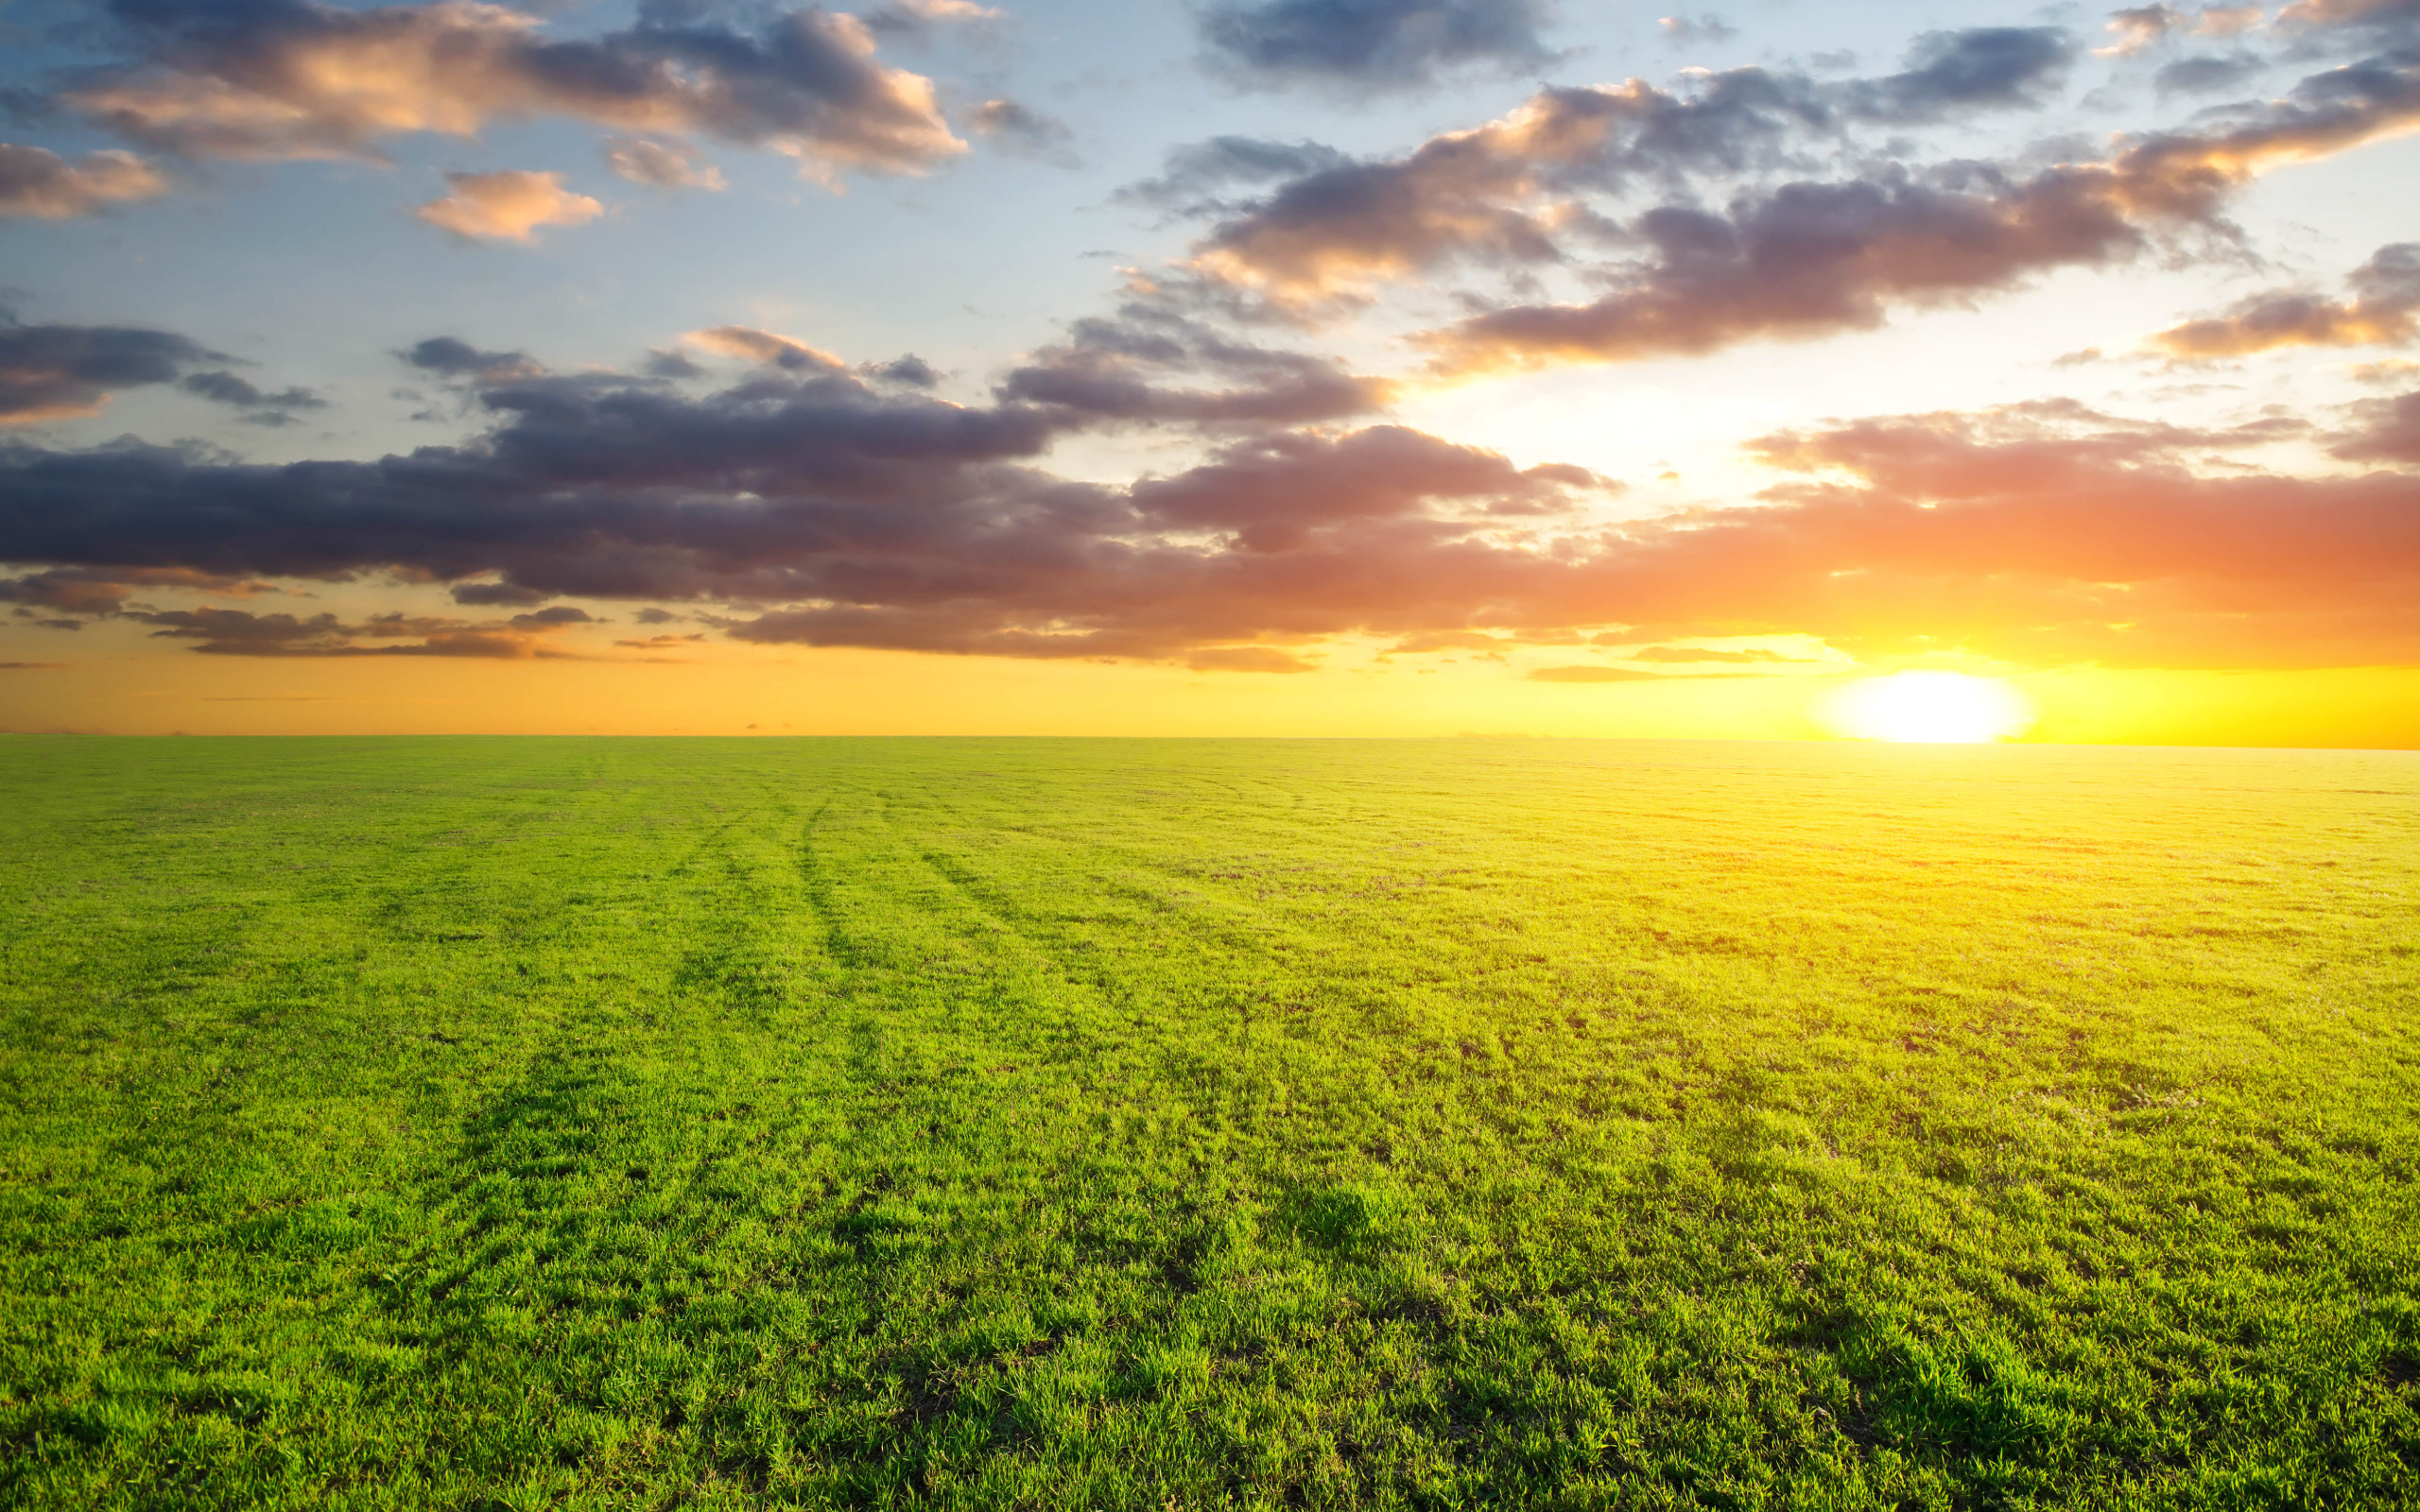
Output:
[2, 735, 2415, 1509]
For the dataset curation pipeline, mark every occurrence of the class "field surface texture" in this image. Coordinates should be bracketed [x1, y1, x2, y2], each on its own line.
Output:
[2, 737, 2417, 1511]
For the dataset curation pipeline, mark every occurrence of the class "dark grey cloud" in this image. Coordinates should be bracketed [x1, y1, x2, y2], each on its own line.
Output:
[450, 581, 555, 607]
[1126, 423, 1602, 552]
[180, 369, 327, 425]
[2155, 53, 2268, 94]
[643, 348, 708, 380]
[967, 98, 1075, 163]
[401, 336, 544, 382]
[1423, 166, 2158, 372]
[1843, 27, 2076, 123]
[0, 564, 283, 613]
[996, 297, 1393, 426]
[861, 354, 940, 387]
[1198, 0, 1557, 94]
[1117, 135, 1354, 218]
[0, 321, 213, 422]
[128, 606, 592, 657]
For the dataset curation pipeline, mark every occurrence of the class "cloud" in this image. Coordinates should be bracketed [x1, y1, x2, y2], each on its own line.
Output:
[128, 606, 592, 657]
[3, 352, 2415, 671]
[60, 0, 963, 181]
[1417, 51, 2420, 373]
[861, 0, 1000, 42]
[602, 136, 725, 190]
[0, 321, 214, 423]
[1116, 136, 1354, 219]
[968, 99, 1075, 162]
[1658, 17, 1737, 49]
[2099, 4, 2266, 56]
[1628, 644, 1811, 662]
[2154, 54, 2268, 95]
[180, 369, 328, 424]
[1841, 27, 2076, 123]
[0, 662, 70, 670]
[1198, 0, 1557, 94]
[997, 294, 1394, 427]
[1185, 73, 1830, 305]
[1185, 645, 1316, 671]
[1385, 628, 1514, 652]
[2151, 242, 2420, 357]
[683, 324, 847, 369]
[1184, 33, 2083, 309]
[2277, 0, 2420, 39]
[414, 170, 602, 244]
[861, 354, 940, 387]
[402, 335, 544, 381]
[0, 144, 168, 218]
[1528, 665, 1670, 680]
[0, 565, 286, 614]
[1128, 423, 1604, 551]
[450, 580, 554, 606]
[2334, 385, 2420, 462]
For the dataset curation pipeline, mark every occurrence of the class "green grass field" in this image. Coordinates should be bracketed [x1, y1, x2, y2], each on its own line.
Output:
[2, 736, 2416, 1510]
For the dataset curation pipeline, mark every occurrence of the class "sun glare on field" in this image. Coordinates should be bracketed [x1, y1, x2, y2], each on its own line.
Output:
[1822, 672, 2034, 743]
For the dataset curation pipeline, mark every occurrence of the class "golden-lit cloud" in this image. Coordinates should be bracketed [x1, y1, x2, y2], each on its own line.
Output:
[60, 0, 964, 181]
[0, 145, 168, 219]
[413, 170, 602, 244]
[2152, 242, 2420, 357]
[1167, 29, 2420, 374]
[683, 326, 847, 370]
[2097, 4, 2265, 58]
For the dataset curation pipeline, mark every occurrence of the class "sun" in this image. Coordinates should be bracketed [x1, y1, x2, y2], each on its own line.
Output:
[1822, 672, 2034, 744]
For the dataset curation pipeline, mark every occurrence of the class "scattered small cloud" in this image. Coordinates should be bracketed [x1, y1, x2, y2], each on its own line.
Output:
[1628, 644, 1814, 663]
[451, 582, 553, 607]
[968, 99, 1077, 163]
[414, 170, 603, 245]
[1527, 665, 1668, 682]
[1198, 0, 1558, 95]
[0, 322, 216, 423]
[1658, 15, 1737, 47]
[602, 137, 726, 191]
[180, 369, 328, 425]
[683, 324, 846, 369]
[0, 145, 167, 218]
[1185, 646, 1317, 672]
[400, 335, 544, 382]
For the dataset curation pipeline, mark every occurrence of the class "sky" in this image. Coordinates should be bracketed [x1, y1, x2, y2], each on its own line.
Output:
[3, 0, 2419, 741]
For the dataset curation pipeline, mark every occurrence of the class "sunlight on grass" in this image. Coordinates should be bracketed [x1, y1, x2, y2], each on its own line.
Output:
[1822, 671, 2035, 743]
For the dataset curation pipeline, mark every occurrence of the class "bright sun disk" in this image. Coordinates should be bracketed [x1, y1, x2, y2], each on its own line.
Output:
[1822, 672, 2034, 744]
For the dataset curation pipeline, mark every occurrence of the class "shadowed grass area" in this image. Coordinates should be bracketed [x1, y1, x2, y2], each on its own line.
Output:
[1, 735, 2415, 1508]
